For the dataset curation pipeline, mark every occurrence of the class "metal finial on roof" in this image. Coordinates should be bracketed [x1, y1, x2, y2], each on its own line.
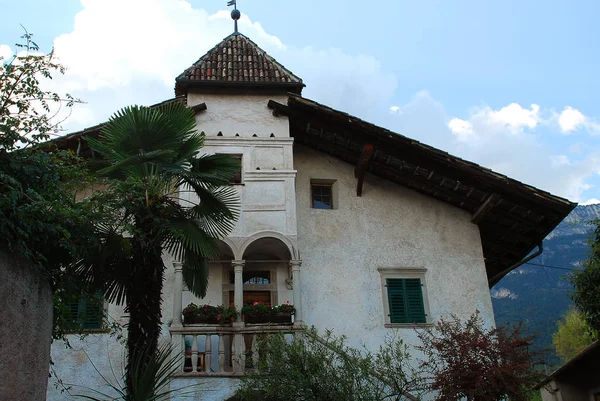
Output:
[227, 0, 241, 34]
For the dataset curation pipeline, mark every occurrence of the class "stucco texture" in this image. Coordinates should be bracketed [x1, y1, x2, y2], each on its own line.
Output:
[0, 252, 53, 401]
[188, 92, 289, 138]
[47, 254, 177, 400]
[294, 144, 495, 352]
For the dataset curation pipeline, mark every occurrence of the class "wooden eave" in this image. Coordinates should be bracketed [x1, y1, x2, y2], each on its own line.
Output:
[269, 94, 576, 286]
[175, 80, 304, 97]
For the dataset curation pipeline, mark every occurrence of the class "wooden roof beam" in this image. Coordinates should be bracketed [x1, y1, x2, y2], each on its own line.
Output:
[354, 144, 374, 197]
[472, 193, 501, 225]
[190, 102, 207, 113]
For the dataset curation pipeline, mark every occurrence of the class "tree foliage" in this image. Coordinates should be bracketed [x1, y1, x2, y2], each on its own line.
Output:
[416, 312, 545, 401]
[552, 307, 597, 361]
[1, 29, 77, 150]
[0, 30, 95, 338]
[75, 102, 239, 398]
[570, 218, 600, 332]
[235, 327, 423, 401]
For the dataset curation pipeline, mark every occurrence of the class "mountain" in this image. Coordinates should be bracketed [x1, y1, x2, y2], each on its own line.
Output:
[491, 204, 600, 367]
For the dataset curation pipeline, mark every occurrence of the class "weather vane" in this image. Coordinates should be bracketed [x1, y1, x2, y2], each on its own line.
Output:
[227, 0, 241, 34]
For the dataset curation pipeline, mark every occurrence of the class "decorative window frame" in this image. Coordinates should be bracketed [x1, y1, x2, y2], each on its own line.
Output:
[378, 267, 433, 328]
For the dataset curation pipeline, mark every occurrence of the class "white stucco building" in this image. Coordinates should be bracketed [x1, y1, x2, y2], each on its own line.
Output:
[48, 25, 575, 401]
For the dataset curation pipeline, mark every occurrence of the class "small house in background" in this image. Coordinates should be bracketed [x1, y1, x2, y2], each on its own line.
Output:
[538, 340, 600, 401]
[47, 8, 576, 401]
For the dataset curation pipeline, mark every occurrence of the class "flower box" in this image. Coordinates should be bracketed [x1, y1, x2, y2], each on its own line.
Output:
[182, 303, 238, 325]
[242, 301, 295, 325]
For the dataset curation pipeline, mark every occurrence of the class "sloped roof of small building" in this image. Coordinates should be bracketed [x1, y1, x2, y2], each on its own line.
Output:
[175, 33, 304, 96]
[536, 340, 600, 388]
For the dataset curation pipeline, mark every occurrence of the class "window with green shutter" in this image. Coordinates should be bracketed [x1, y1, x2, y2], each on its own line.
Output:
[386, 278, 426, 324]
[68, 293, 104, 330]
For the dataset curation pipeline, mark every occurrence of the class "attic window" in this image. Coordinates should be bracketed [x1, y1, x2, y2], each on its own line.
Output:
[311, 181, 334, 209]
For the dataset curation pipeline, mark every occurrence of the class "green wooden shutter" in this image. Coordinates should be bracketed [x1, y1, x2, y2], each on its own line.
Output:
[67, 293, 103, 330]
[387, 279, 408, 323]
[386, 278, 426, 324]
[405, 279, 426, 323]
[81, 296, 103, 329]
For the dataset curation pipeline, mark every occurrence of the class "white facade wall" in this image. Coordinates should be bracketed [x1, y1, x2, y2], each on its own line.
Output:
[294, 144, 495, 351]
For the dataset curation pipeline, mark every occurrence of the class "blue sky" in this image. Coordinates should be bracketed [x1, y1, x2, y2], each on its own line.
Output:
[2, 0, 599, 204]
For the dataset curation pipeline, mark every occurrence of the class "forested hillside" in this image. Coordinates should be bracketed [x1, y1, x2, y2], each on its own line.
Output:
[491, 204, 600, 367]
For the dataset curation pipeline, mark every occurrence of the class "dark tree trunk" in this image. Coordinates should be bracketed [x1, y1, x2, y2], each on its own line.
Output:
[125, 227, 165, 400]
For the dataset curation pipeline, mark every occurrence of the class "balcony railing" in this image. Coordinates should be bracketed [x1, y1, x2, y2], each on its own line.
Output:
[169, 324, 302, 377]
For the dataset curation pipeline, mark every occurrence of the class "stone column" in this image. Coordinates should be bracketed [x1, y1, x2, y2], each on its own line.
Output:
[232, 260, 246, 374]
[290, 260, 303, 324]
[232, 260, 245, 322]
[172, 260, 183, 327]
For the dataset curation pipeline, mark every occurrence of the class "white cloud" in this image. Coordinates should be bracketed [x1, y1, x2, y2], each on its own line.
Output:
[555, 106, 600, 134]
[26, 0, 395, 133]
[559, 106, 586, 133]
[0, 44, 12, 61]
[382, 95, 600, 202]
[581, 198, 600, 205]
[448, 118, 474, 140]
[487, 103, 540, 133]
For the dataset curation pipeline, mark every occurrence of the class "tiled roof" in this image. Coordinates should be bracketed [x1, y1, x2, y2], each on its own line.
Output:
[175, 33, 304, 94]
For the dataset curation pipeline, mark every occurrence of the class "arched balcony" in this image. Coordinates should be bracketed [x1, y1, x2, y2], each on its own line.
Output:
[170, 233, 302, 376]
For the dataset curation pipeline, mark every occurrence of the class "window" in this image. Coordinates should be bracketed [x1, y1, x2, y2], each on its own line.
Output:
[379, 268, 429, 326]
[386, 278, 426, 324]
[68, 293, 104, 331]
[230, 155, 243, 184]
[229, 271, 271, 285]
[311, 184, 333, 209]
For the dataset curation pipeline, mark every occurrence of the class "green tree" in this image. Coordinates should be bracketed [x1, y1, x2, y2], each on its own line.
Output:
[236, 327, 423, 401]
[570, 219, 600, 332]
[0, 30, 95, 338]
[552, 308, 597, 361]
[76, 103, 239, 398]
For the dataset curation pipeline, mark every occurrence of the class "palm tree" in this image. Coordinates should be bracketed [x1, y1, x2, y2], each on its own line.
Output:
[76, 102, 239, 398]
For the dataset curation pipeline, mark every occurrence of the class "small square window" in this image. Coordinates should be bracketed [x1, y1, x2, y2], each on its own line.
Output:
[311, 184, 333, 209]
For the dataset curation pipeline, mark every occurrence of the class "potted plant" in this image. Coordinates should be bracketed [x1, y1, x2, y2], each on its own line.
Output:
[242, 300, 295, 324]
[242, 301, 271, 324]
[271, 301, 295, 324]
[219, 305, 239, 324]
[183, 303, 238, 325]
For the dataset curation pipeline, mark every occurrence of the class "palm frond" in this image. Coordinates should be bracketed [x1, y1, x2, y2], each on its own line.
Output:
[185, 153, 242, 186]
[69, 342, 201, 401]
[73, 223, 132, 306]
[186, 186, 240, 239]
[181, 251, 211, 299]
[165, 218, 221, 260]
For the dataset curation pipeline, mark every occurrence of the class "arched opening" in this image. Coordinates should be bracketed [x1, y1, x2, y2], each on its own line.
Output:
[231, 237, 292, 307]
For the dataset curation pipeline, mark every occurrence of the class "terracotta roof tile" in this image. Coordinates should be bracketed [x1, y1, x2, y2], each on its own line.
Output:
[175, 33, 303, 94]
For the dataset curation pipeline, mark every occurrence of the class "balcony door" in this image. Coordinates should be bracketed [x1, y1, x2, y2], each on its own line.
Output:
[228, 290, 271, 306]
